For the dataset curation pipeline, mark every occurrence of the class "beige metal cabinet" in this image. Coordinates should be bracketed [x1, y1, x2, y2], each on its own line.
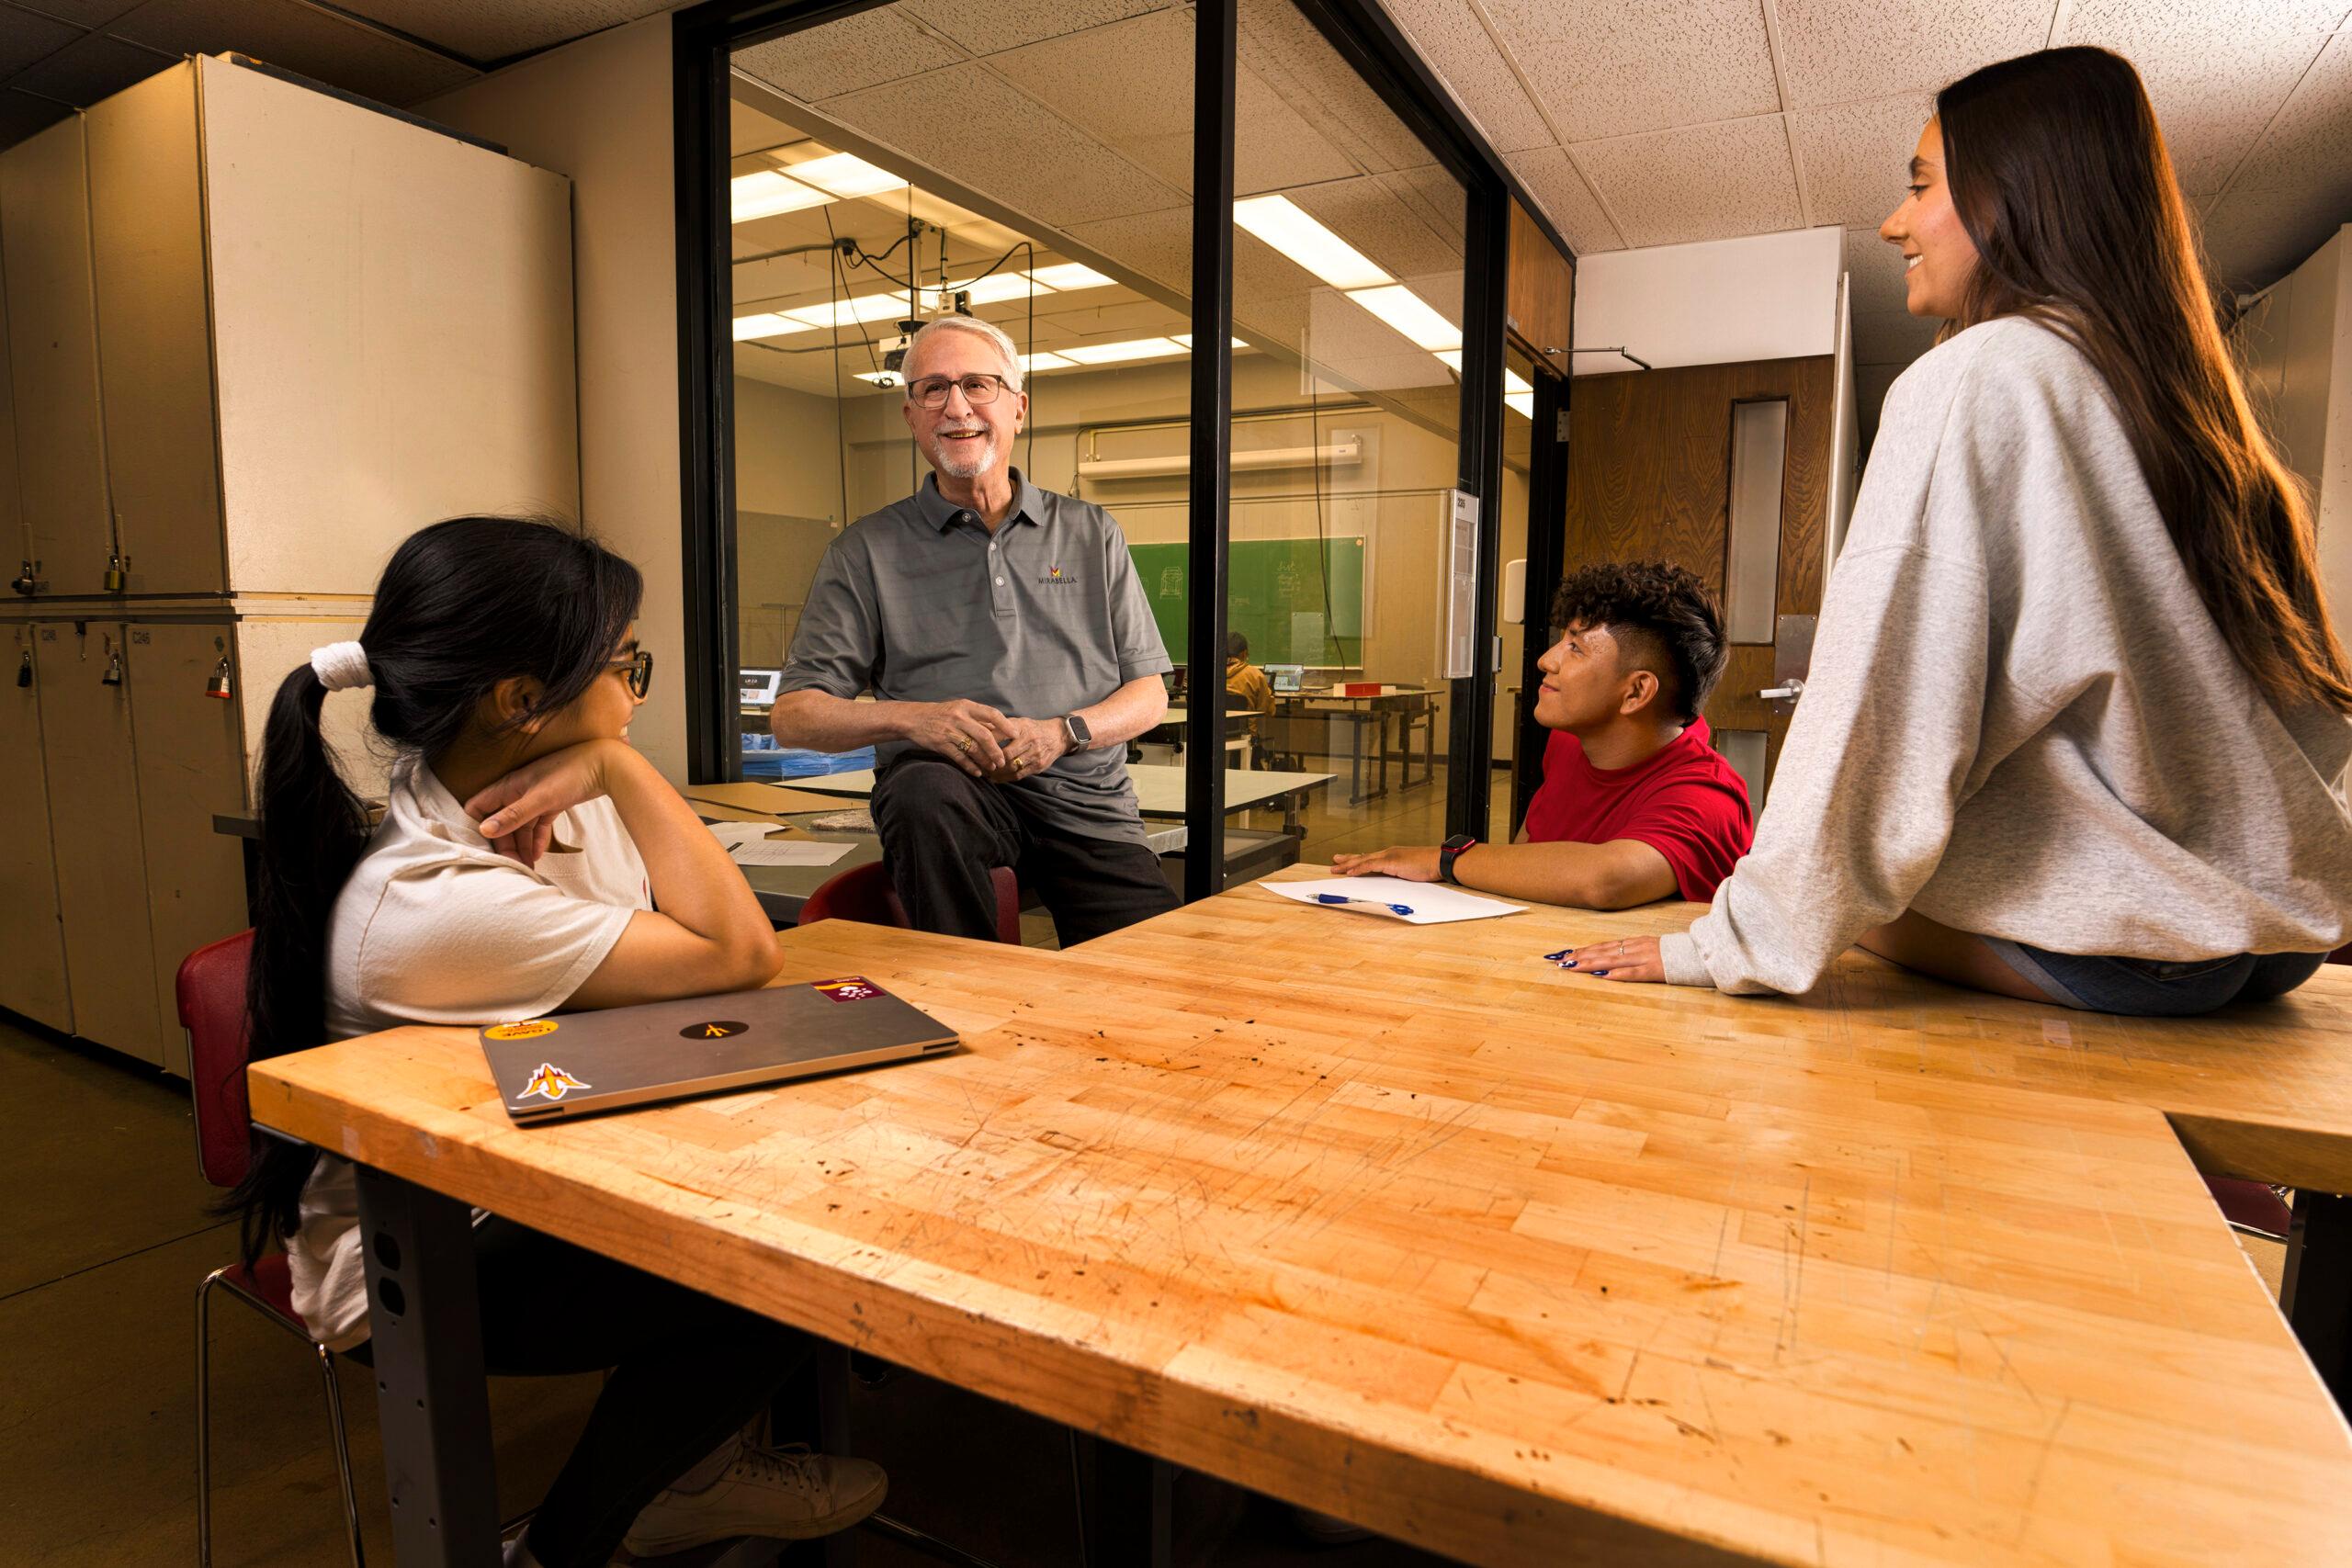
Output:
[128, 622, 246, 1077]
[1, 119, 112, 598]
[0, 255, 25, 581]
[198, 54, 579, 592]
[34, 619, 164, 1064]
[86, 66, 223, 597]
[0, 623, 73, 1033]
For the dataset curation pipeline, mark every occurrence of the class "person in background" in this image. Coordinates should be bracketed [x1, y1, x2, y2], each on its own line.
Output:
[1334, 561, 1751, 907]
[773, 314, 1180, 945]
[232, 517, 884, 1568]
[1224, 629, 1275, 720]
[1564, 46, 2352, 1014]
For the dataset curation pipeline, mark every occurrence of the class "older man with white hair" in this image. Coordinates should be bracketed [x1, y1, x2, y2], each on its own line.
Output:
[774, 314, 1180, 944]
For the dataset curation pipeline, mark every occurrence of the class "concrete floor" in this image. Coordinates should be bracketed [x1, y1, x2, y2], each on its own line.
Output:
[6, 758, 2296, 1566]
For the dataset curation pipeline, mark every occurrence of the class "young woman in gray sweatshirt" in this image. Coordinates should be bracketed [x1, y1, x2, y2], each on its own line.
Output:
[1564, 46, 2352, 1016]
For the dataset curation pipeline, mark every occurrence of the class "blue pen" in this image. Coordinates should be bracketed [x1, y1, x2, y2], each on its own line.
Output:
[1312, 893, 1415, 917]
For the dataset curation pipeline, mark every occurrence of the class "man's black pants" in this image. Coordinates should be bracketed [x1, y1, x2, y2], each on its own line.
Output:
[872, 754, 1179, 945]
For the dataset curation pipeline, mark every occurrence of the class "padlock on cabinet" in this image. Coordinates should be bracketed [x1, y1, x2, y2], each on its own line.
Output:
[101, 637, 123, 688]
[15, 647, 29, 689]
[103, 552, 130, 593]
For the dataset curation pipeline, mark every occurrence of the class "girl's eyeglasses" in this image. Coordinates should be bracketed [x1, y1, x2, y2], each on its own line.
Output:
[607, 649, 654, 701]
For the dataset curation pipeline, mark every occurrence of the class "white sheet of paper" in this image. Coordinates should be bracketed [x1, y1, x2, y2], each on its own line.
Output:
[729, 839, 854, 867]
[1261, 875, 1524, 925]
[706, 821, 779, 849]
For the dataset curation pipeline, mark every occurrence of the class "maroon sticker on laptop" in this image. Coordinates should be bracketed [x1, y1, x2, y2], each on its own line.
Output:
[813, 976, 884, 1003]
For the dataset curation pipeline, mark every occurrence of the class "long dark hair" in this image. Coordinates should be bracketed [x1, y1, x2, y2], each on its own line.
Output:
[1935, 46, 2352, 715]
[227, 516, 643, 1262]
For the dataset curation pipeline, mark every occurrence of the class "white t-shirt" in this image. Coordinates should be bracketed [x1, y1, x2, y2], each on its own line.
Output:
[288, 756, 651, 1349]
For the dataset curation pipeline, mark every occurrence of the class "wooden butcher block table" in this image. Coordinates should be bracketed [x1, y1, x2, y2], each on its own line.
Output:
[249, 866, 2352, 1566]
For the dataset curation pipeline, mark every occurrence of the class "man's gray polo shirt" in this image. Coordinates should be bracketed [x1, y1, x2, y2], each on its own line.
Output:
[781, 469, 1172, 845]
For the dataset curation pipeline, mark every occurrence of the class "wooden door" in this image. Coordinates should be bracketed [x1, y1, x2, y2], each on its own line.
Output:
[0, 623, 73, 1032]
[35, 618, 164, 1064]
[129, 622, 247, 1077]
[1, 120, 114, 598]
[1561, 355, 1834, 807]
[88, 63, 224, 596]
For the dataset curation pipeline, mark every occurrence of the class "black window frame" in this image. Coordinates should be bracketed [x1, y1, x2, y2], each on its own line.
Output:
[673, 0, 1577, 885]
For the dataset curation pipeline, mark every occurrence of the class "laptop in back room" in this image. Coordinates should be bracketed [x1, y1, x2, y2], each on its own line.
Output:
[481, 976, 958, 1123]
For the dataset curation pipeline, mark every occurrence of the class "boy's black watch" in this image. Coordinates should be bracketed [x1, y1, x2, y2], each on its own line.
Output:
[1439, 833, 1476, 885]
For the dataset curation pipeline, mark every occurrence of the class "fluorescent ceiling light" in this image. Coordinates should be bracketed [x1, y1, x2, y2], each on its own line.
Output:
[732, 312, 814, 341]
[926, 275, 1049, 309]
[1019, 351, 1076, 371]
[1505, 368, 1533, 395]
[851, 371, 902, 387]
[1233, 195, 1393, 290]
[1506, 391, 1535, 420]
[1060, 336, 1186, 365]
[1170, 334, 1249, 349]
[784, 293, 917, 329]
[1345, 284, 1461, 351]
[730, 170, 831, 224]
[785, 152, 906, 199]
[1431, 348, 1535, 395]
[1024, 264, 1114, 291]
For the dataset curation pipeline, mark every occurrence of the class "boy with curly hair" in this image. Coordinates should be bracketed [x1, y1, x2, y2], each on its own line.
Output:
[1334, 560, 1753, 908]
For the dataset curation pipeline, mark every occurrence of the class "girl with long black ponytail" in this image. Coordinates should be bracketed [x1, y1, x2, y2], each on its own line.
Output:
[231, 517, 884, 1566]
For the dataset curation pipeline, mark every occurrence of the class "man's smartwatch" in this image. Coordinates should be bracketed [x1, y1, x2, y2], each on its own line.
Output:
[1439, 833, 1476, 885]
[1062, 714, 1093, 752]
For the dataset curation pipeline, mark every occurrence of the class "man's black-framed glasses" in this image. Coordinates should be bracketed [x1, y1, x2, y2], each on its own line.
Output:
[908, 372, 1013, 410]
[607, 649, 654, 701]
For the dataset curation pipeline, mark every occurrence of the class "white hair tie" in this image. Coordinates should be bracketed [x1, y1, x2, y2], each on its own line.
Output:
[311, 640, 372, 692]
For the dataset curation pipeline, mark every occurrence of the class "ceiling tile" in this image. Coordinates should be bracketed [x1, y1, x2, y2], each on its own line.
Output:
[1576, 115, 1803, 248]
[1238, 0, 1430, 175]
[16, 0, 141, 24]
[1842, 223, 1911, 318]
[2064, 0, 2352, 51]
[987, 11, 1199, 189]
[1503, 144, 1622, 254]
[898, 0, 1169, 59]
[736, 6, 965, 103]
[0, 85, 69, 147]
[1060, 207, 1192, 295]
[1850, 307, 1941, 364]
[1387, 162, 1467, 252]
[1376, 0, 1554, 153]
[10, 28, 170, 104]
[1481, 0, 1779, 141]
[1790, 91, 1933, 229]
[808, 62, 1186, 231]
[2201, 182, 2347, 295]
[2058, 2, 2338, 196]
[332, 2, 666, 64]
[2224, 31, 2352, 194]
[109, 0, 479, 106]
[1771, 0, 2048, 109]
[1289, 174, 1463, 282]
[0, 7, 82, 78]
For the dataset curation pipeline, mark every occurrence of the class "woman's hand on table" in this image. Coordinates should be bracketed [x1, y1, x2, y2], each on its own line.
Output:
[1555, 934, 1665, 982]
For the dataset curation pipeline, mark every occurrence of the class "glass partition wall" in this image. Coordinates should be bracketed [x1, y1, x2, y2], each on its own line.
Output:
[679, 0, 1548, 909]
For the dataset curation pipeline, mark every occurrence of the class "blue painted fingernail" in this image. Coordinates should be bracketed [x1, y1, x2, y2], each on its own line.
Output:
[1544, 948, 1573, 962]
[1590, 968, 1609, 976]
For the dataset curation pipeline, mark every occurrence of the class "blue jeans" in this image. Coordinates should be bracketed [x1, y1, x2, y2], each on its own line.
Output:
[1983, 940, 2329, 1017]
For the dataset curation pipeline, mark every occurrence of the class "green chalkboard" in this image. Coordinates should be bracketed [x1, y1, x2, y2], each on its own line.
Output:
[1130, 536, 1365, 667]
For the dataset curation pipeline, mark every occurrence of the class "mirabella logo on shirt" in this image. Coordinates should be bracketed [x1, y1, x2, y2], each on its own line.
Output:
[1039, 564, 1080, 586]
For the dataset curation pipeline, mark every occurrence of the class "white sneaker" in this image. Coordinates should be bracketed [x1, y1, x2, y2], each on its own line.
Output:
[621, 1445, 887, 1555]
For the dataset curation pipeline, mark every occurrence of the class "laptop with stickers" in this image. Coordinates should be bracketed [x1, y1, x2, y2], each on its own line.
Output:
[481, 975, 957, 1123]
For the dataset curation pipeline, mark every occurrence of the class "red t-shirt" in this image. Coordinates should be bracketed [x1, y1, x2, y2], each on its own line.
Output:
[1520, 716, 1754, 902]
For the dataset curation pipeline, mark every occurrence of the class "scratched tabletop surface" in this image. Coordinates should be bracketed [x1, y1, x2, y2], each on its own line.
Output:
[250, 868, 2352, 1566]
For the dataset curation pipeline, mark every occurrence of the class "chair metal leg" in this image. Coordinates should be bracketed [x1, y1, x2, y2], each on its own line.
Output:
[316, 1343, 367, 1568]
[196, 1269, 221, 1568]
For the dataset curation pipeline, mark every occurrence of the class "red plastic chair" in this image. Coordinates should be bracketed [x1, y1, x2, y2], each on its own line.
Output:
[181, 930, 365, 1568]
[798, 861, 1023, 945]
